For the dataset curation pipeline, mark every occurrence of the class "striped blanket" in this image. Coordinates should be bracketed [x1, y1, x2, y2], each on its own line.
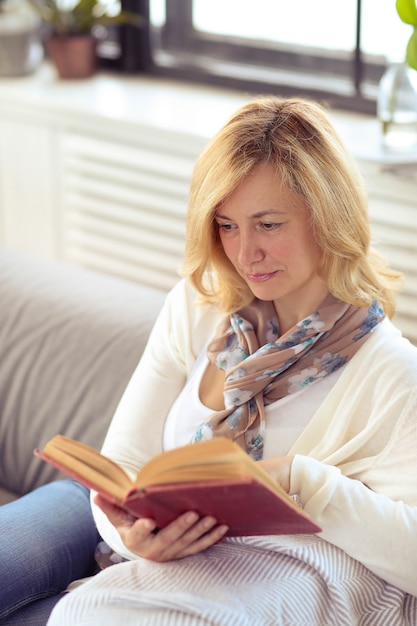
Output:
[48, 535, 417, 626]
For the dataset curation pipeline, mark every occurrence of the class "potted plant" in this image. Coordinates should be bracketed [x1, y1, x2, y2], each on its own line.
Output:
[28, 0, 142, 79]
[377, 0, 417, 150]
[0, 0, 43, 76]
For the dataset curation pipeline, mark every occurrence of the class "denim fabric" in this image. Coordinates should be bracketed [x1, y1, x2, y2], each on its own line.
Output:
[0, 480, 100, 625]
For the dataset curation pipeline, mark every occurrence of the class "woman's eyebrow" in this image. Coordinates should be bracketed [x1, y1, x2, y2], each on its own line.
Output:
[215, 210, 288, 220]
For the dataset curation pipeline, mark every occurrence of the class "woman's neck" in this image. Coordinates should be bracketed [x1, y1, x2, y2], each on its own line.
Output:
[274, 285, 330, 336]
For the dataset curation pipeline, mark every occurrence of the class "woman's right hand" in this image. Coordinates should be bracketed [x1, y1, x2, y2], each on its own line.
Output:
[94, 494, 229, 562]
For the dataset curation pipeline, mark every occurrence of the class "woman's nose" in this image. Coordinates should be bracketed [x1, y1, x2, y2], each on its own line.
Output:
[238, 233, 264, 266]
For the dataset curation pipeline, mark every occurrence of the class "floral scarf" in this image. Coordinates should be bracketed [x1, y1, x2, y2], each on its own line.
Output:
[192, 295, 385, 459]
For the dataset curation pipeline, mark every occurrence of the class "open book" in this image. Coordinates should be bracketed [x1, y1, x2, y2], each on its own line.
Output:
[34, 435, 321, 537]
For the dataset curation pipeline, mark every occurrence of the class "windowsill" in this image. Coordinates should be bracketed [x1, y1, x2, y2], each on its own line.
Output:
[151, 49, 379, 116]
[1, 62, 417, 168]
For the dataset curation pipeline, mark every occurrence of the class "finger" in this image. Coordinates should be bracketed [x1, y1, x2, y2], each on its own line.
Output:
[94, 495, 140, 529]
[120, 511, 200, 559]
[257, 456, 293, 493]
[119, 516, 159, 554]
[172, 521, 230, 559]
[142, 513, 229, 561]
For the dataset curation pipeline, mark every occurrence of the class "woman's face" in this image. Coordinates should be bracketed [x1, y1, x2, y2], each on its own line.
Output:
[215, 163, 329, 326]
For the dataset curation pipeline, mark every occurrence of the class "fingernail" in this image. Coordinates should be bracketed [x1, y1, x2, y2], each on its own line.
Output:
[214, 525, 229, 544]
[143, 518, 157, 531]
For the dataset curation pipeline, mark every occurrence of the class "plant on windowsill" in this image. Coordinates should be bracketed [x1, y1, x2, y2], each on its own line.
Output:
[377, 0, 417, 150]
[0, 0, 43, 76]
[27, 0, 143, 79]
[397, 0, 417, 69]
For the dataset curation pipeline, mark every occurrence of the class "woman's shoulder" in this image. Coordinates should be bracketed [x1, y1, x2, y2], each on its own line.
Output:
[165, 278, 222, 320]
[354, 317, 417, 381]
[370, 317, 417, 353]
[163, 278, 225, 358]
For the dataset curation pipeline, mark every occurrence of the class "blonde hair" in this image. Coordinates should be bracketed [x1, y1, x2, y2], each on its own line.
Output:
[182, 96, 402, 317]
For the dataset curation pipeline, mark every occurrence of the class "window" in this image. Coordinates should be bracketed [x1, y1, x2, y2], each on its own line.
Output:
[99, 1, 411, 114]
[97, 0, 151, 72]
[143, 0, 411, 114]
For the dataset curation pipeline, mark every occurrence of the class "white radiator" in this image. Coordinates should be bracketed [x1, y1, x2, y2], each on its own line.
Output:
[370, 222, 417, 344]
[366, 167, 417, 346]
[59, 131, 202, 291]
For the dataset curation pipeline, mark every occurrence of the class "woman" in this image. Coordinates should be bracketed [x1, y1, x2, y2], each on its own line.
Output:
[33, 98, 417, 623]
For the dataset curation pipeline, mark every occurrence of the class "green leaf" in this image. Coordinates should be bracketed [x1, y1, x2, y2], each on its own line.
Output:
[406, 27, 417, 69]
[396, 0, 417, 25]
[26, 0, 142, 35]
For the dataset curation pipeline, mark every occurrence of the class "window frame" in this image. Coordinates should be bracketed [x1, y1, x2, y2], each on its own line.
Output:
[119, 0, 388, 115]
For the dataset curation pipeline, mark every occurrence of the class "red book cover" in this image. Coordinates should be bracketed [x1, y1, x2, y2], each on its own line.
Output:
[34, 447, 321, 537]
[122, 479, 321, 536]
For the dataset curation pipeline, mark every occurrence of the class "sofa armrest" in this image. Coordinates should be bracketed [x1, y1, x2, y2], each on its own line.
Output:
[0, 248, 167, 497]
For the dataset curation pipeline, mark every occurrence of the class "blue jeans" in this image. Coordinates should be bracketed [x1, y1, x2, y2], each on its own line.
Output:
[0, 480, 100, 625]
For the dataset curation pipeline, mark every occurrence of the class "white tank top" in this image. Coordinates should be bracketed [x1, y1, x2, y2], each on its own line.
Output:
[163, 345, 344, 459]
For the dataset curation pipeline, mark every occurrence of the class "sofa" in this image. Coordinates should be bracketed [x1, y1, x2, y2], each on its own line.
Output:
[0, 247, 167, 505]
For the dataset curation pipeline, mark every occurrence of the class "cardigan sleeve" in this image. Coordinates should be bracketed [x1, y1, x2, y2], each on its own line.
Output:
[90, 279, 221, 558]
[291, 455, 417, 596]
[288, 322, 417, 596]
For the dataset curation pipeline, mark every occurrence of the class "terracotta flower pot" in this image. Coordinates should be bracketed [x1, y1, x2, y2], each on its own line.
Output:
[46, 34, 97, 79]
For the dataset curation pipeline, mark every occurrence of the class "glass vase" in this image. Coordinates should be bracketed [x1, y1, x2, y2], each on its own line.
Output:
[377, 62, 417, 151]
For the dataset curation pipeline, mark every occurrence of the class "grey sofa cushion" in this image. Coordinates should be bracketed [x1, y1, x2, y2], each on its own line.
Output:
[0, 248, 166, 497]
[0, 485, 18, 505]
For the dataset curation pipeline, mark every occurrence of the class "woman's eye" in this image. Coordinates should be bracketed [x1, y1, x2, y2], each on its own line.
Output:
[217, 222, 235, 232]
[260, 222, 280, 231]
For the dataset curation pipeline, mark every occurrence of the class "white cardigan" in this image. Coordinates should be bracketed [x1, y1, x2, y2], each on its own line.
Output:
[92, 279, 417, 596]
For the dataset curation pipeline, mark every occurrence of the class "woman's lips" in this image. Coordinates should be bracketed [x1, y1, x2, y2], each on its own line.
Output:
[246, 271, 278, 283]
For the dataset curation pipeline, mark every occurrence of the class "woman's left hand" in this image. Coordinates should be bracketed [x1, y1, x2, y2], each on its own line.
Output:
[257, 455, 294, 494]
[94, 494, 229, 562]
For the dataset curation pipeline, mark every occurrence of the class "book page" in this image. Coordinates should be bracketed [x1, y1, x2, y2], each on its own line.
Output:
[42, 435, 133, 490]
[134, 438, 293, 505]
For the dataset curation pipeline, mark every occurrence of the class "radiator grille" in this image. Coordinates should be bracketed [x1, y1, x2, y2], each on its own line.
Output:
[367, 170, 417, 346]
[59, 132, 199, 291]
